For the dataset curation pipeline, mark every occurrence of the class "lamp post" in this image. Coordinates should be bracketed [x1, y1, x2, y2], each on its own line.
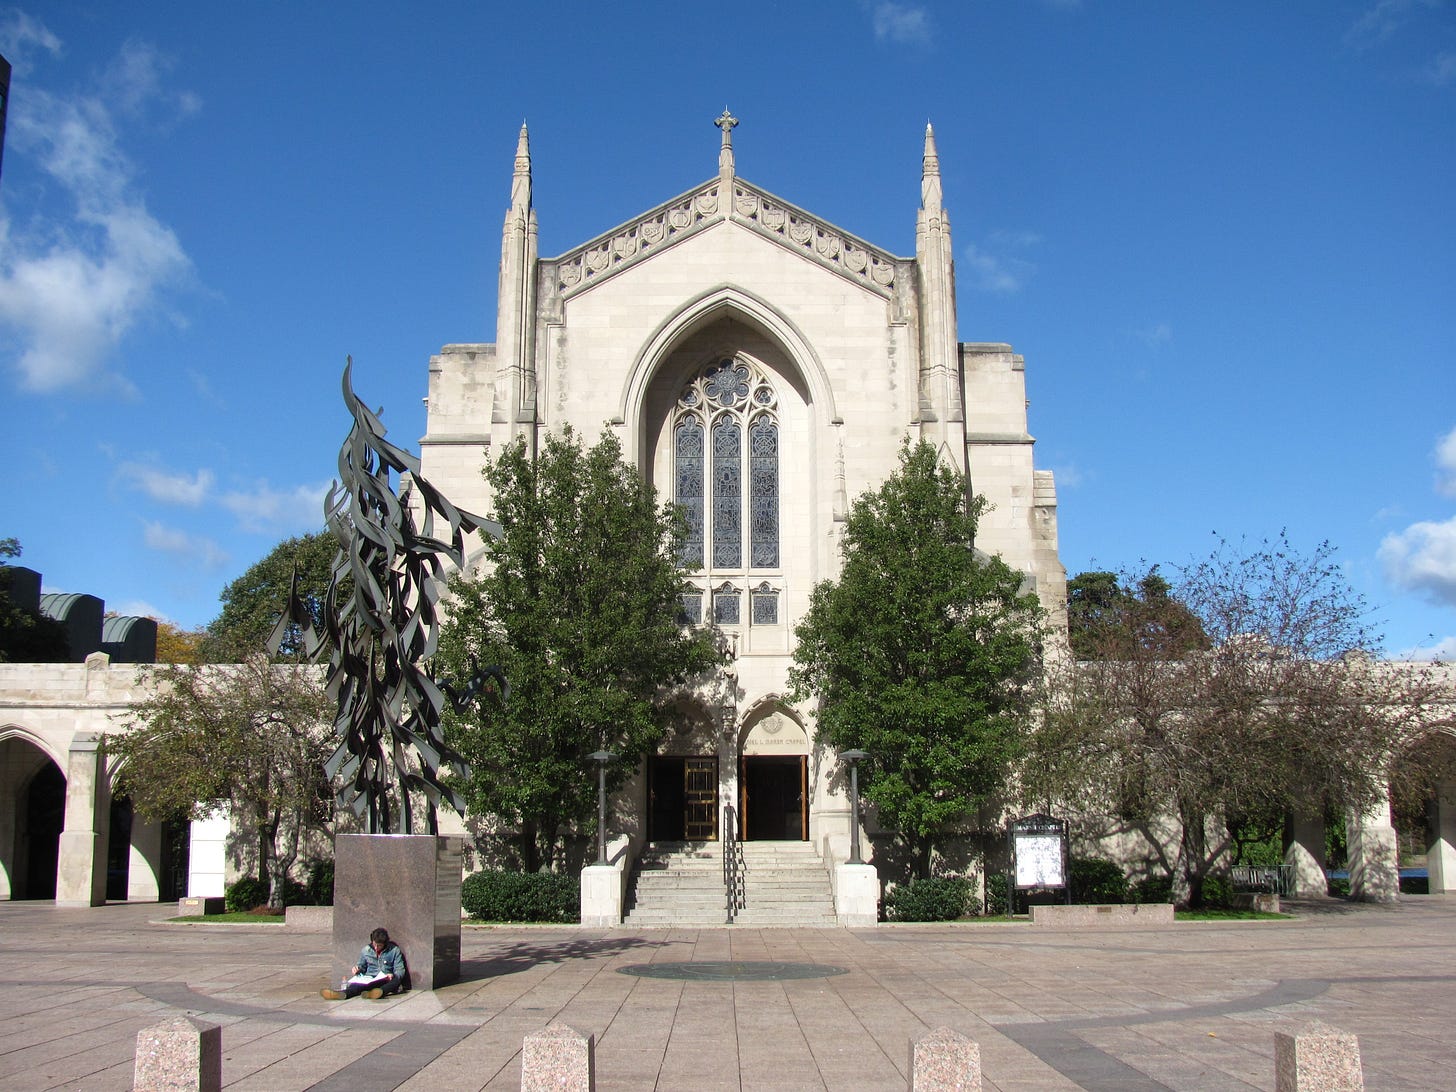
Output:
[839, 749, 868, 865]
[588, 750, 616, 865]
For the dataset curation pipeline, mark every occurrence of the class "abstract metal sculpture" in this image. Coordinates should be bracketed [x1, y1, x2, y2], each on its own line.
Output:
[270, 359, 502, 833]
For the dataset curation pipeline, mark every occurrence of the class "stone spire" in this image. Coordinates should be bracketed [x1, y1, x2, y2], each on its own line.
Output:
[497, 123, 539, 442]
[715, 108, 738, 180]
[915, 121, 964, 464]
[921, 122, 942, 214]
[510, 122, 532, 213]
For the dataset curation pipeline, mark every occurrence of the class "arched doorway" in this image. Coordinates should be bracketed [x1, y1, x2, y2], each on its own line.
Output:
[19, 761, 66, 900]
[1392, 730, 1456, 894]
[739, 709, 809, 841]
[648, 706, 720, 843]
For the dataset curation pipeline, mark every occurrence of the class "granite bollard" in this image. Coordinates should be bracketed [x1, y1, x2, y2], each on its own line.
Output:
[909, 1026, 981, 1091]
[1275, 1021, 1363, 1091]
[521, 1022, 595, 1091]
[133, 1015, 222, 1092]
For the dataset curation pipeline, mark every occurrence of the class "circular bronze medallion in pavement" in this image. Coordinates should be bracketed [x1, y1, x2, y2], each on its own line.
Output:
[617, 960, 849, 982]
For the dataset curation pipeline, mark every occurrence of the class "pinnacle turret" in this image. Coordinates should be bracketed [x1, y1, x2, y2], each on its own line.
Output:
[921, 122, 942, 213]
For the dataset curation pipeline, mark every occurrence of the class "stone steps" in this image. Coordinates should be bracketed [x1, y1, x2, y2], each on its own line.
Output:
[625, 839, 838, 927]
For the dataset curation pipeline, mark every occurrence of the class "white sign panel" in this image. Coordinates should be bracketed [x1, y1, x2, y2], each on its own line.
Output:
[1013, 833, 1064, 888]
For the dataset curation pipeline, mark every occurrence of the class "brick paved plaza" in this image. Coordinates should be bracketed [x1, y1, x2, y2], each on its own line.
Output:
[4, 897, 1455, 1090]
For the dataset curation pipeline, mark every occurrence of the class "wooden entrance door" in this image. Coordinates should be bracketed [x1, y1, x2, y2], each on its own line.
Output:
[684, 757, 718, 841]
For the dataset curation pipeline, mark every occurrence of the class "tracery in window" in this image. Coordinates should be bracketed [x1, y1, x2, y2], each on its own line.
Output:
[750, 582, 779, 625]
[712, 582, 741, 625]
[673, 356, 778, 574]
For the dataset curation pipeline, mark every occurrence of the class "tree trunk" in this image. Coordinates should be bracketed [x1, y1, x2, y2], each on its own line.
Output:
[1179, 806, 1207, 909]
[519, 818, 541, 873]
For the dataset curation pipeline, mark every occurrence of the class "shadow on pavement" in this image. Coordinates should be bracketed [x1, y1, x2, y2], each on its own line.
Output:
[461, 934, 661, 981]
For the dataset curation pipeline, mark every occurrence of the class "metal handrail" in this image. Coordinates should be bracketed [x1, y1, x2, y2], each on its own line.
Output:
[723, 804, 745, 922]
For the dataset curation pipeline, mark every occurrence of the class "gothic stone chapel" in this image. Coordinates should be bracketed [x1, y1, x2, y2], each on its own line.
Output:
[420, 115, 1068, 864]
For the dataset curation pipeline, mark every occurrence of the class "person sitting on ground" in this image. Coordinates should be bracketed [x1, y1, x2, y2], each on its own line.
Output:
[321, 926, 407, 1000]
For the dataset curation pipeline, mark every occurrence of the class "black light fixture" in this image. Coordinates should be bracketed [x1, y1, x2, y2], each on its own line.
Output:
[839, 749, 868, 865]
[588, 750, 616, 864]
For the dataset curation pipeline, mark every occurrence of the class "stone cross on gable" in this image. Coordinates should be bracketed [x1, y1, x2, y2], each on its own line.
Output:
[716, 108, 738, 177]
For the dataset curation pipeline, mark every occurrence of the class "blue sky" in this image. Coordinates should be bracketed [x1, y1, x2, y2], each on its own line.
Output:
[1, 2, 1452, 658]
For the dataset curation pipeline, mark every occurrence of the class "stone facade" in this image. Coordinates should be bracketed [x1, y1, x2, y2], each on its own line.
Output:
[420, 118, 1067, 865]
[0, 656, 174, 905]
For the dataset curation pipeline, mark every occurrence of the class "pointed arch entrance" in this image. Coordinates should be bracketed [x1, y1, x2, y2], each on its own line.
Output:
[648, 702, 720, 842]
[1, 734, 66, 900]
[738, 707, 810, 841]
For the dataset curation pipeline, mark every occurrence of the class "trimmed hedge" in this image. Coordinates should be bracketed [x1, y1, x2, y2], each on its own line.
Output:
[986, 872, 1009, 915]
[1130, 874, 1173, 905]
[461, 869, 579, 923]
[1069, 857, 1127, 904]
[224, 874, 312, 911]
[225, 876, 269, 913]
[884, 875, 971, 922]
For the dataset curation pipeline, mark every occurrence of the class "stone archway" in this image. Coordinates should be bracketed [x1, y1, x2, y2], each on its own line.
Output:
[0, 734, 66, 900]
[1392, 729, 1456, 894]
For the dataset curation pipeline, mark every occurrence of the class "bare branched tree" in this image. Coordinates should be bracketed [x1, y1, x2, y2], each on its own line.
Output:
[1029, 534, 1449, 906]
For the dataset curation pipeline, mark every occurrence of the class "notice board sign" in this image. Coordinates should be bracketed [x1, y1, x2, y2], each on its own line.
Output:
[1009, 813, 1068, 890]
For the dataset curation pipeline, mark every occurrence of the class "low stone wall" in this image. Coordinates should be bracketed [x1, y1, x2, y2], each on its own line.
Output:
[1232, 892, 1281, 913]
[284, 905, 333, 931]
[1030, 903, 1174, 926]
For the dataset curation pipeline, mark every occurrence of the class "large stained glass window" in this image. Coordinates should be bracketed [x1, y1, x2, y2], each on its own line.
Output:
[674, 356, 781, 626]
[674, 357, 778, 572]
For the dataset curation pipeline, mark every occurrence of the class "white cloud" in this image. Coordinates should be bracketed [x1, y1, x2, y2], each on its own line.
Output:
[1425, 50, 1456, 86]
[0, 23, 194, 394]
[962, 240, 1036, 294]
[1394, 635, 1456, 662]
[1435, 426, 1456, 498]
[870, 2, 931, 46]
[1136, 322, 1173, 348]
[111, 598, 171, 622]
[0, 10, 63, 65]
[1379, 515, 1456, 606]
[1048, 463, 1084, 489]
[220, 480, 331, 535]
[118, 462, 215, 506]
[1344, 0, 1436, 52]
[142, 521, 229, 570]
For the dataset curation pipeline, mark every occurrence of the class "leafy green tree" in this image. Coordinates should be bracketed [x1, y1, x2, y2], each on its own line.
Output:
[1034, 537, 1443, 907]
[202, 532, 338, 661]
[1067, 569, 1207, 660]
[112, 656, 333, 907]
[0, 538, 71, 663]
[788, 441, 1044, 878]
[438, 428, 721, 872]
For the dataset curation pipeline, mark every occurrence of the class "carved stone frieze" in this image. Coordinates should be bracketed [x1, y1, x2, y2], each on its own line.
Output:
[549, 179, 900, 299]
[731, 184, 897, 296]
[554, 183, 722, 295]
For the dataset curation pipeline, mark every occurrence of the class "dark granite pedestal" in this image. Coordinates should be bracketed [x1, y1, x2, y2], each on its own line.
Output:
[332, 834, 464, 991]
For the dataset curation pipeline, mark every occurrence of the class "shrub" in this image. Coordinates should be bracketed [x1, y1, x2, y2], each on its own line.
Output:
[1069, 857, 1127, 904]
[884, 876, 971, 922]
[1200, 874, 1232, 908]
[1327, 877, 1351, 897]
[278, 876, 309, 908]
[461, 869, 579, 922]
[1400, 874, 1428, 895]
[305, 859, 335, 906]
[985, 872, 1010, 916]
[1129, 874, 1173, 905]
[225, 876, 269, 913]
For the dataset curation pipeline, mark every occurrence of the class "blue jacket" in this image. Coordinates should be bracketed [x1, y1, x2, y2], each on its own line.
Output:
[357, 942, 406, 981]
